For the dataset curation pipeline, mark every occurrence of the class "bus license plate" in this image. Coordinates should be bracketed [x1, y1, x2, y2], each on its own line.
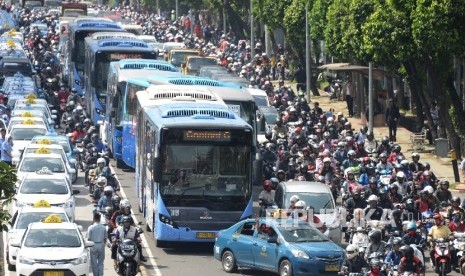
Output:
[44, 272, 64, 276]
[325, 265, 340, 272]
[196, 232, 215, 239]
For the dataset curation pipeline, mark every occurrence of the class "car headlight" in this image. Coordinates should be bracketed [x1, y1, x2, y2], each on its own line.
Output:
[19, 256, 35, 265]
[70, 254, 87, 265]
[290, 249, 310, 259]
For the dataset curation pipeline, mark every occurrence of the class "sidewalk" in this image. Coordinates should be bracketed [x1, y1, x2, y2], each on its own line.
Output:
[309, 93, 460, 186]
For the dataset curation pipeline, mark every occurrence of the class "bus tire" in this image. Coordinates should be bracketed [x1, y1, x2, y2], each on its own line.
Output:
[116, 158, 124, 169]
[156, 240, 167, 248]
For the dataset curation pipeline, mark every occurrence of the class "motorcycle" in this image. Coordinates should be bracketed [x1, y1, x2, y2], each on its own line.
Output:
[454, 233, 465, 270]
[433, 238, 452, 275]
[350, 227, 369, 257]
[115, 239, 140, 276]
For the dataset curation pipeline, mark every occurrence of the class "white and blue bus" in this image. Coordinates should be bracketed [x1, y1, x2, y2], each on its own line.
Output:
[135, 85, 254, 246]
[66, 20, 122, 95]
[83, 37, 157, 124]
[104, 59, 180, 167]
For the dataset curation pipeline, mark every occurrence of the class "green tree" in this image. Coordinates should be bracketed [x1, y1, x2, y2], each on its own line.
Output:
[0, 163, 17, 231]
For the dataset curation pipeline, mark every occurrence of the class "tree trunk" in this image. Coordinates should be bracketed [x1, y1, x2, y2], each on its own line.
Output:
[224, 0, 248, 39]
[403, 61, 427, 133]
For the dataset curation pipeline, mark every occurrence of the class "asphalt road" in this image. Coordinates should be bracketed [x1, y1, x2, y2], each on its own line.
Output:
[2, 161, 462, 276]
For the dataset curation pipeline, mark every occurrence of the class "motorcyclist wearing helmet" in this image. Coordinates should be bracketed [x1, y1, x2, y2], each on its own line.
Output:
[398, 245, 424, 274]
[340, 244, 369, 274]
[348, 208, 368, 231]
[333, 142, 347, 164]
[90, 133, 106, 153]
[392, 171, 411, 197]
[428, 213, 452, 266]
[293, 163, 314, 181]
[67, 88, 82, 106]
[367, 256, 386, 276]
[402, 221, 423, 246]
[342, 168, 359, 197]
[384, 237, 403, 266]
[342, 150, 358, 169]
[364, 177, 380, 198]
[271, 118, 287, 140]
[93, 158, 107, 177]
[446, 196, 465, 221]
[376, 153, 394, 171]
[365, 229, 386, 260]
[258, 180, 275, 216]
[112, 216, 147, 263]
[344, 188, 368, 211]
[364, 195, 384, 221]
[448, 210, 465, 232]
[262, 143, 278, 164]
[387, 209, 403, 233]
[318, 157, 335, 180]
[91, 177, 106, 202]
[364, 132, 378, 155]
[402, 198, 422, 222]
[377, 190, 394, 210]
[436, 180, 452, 204]
[111, 199, 132, 230]
[97, 185, 115, 211]
[269, 177, 279, 190]
[388, 184, 403, 204]
[61, 103, 74, 126]
[387, 144, 404, 164]
[71, 123, 86, 143]
[409, 152, 424, 173]
[376, 136, 391, 156]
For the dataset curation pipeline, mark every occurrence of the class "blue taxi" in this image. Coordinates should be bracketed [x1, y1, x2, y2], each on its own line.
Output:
[214, 218, 344, 276]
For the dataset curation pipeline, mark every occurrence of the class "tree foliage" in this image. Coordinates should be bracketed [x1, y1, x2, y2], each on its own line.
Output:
[283, 0, 307, 61]
[0, 163, 17, 231]
[254, 0, 292, 29]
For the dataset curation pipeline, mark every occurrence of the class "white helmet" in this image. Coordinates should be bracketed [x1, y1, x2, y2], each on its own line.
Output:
[294, 200, 306, 209]
[396, 171, 405, 178]
[97, 176, 107, 186]
[367, 195, 378, 202]
[346, 244, 359, 260]
[97, 158, 106, 165]
[119, 199, 131, 210]
[423, 185, 434, 195]
[290, 195, 300, 204]
[323, 157, 331, 163]
[103, 185, 113, 193]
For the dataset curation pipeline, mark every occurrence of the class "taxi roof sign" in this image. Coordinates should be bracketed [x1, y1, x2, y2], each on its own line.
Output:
[33, 199, 51, 208]
[37, 138, 52, 145]
[26, 93, 37, 100]
[44, 214, 62, 223]
[34, 147, 51, 154]
[36, 167, 53, 174]
[22, 119, 36, 125]
[25, 98, 36, 104]
[21, 112, 33, 117]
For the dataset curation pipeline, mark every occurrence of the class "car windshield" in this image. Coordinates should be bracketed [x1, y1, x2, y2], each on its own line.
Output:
[19, 157, 65, 173]
[10, 128, 47, 140]
[31, 138, 71, 153]
[263, 112, 278, 125]
[9, 120, 45, 130]
[253, 96, 269, 107]
[20, 179, 69, 194]
[16, 213, 68, 229]
[284, 192, 334, 214]
[25, 148, 64, 158]
[24, 229, 81, 247]
[16, 105, 48, 115]
[278, 224, 329, 243]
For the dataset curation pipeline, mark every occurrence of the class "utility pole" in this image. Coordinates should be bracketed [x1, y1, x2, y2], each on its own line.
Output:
[175, 0, 178, 21]
[250, 0, 254, 59]
[368, 62, 374, 133]
[156, 0, 160, 17]
[305, 3, 311, 102]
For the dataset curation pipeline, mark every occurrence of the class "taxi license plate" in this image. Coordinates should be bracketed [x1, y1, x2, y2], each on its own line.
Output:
[44, 271, 64, 276]
[325, 264, 340, 272]
[196, 232, 215, 239]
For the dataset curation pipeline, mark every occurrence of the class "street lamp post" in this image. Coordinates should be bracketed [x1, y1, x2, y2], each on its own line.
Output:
[175, 0, 178, 20]
[368, 62, 374, 133]
[305, 3, 311, 102]
[250, 0, 254, 59]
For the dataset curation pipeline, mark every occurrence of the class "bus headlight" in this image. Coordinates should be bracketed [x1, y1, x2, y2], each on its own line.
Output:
[159, 214, 178, 228]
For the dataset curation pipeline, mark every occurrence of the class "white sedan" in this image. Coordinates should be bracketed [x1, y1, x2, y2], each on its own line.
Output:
[12, 220, 93, 276]
[8, 124, 48, 162]
[6, 205, 70, 271]
[16, 152, 76, 184]
[14, 172, 76, 221]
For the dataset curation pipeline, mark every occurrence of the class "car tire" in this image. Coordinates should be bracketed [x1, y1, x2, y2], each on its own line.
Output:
[7, 250, 15, 271]
[221, 250, 237, 273]
[279, 260, 293, 276]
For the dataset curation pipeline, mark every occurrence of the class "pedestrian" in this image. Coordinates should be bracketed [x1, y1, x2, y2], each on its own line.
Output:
[87, 212, 107, 276]
[385, 98, 400, 142]
[1, 135, 13, 166]
[344, 79, 354, 117]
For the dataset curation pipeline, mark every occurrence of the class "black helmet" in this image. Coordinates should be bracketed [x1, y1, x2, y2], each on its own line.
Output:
[392, 144, 401, 153]
[91, 133, 99, 139]
[369, 229, 382, 243]
[440, 180, 450, 187]
[75, 123, 82, 129]
[392, 209, 401, 218]
[400, 245, 414, 258]
[392, 237, 402, 246]
[112, 195, 121, 207]
[452, 196, 461, 205]
[381, 136, 389, 144]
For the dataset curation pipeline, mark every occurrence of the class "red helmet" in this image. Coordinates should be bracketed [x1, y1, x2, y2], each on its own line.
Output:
[433, 213, 443, 221]
[264, 180, 272, 187]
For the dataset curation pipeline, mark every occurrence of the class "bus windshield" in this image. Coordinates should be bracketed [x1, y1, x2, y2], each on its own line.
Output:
[160, 143, 251, 211]
[74, 31, 90, 72]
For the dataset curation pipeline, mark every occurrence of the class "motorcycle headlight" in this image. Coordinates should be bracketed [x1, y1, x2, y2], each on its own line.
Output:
[19, 256, 35, 265]
[290, 249, 310, 259]
[70, 254, 87, 265]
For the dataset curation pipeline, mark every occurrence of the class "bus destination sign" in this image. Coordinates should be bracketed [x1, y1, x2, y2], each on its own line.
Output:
[110, 53, 143, 60]
[183, 130, 231, 142]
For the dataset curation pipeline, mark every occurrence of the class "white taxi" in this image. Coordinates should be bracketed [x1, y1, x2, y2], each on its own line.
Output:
[6, 203, 70, 271]
[14, 103, 57, 124]
[14, 170, 76, 221]
[8, 121, 48, 161]
[16, 150, 76, 184]
[11, 216, 93, 276]
[20, 144, 78, 183]
[7, 116, 48, 133]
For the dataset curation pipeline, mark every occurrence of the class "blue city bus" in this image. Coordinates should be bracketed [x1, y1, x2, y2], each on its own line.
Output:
[83, 38, 157, 124]
[104, 59, 180, 168]
[118, 75, 254, 169]
[66, 20, 123, 95]
[135, 85, 254, 246]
